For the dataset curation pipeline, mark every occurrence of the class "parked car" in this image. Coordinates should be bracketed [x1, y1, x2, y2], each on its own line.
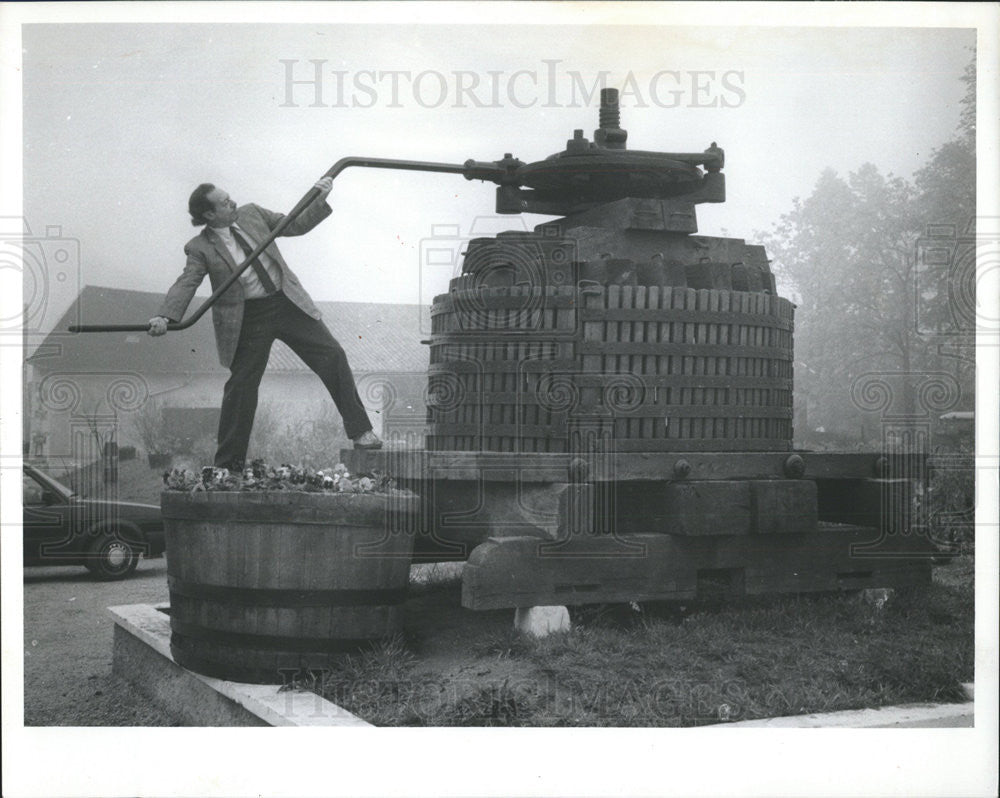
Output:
[22, 464, 165, 579]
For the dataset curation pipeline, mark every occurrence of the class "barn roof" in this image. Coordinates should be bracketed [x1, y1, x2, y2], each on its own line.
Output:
[28, 286, 429, 375]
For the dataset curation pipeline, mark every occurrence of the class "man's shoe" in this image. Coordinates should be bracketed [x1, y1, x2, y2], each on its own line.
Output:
[353, 430, 383, 450]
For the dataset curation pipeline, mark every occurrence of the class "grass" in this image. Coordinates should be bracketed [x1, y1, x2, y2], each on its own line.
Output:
[310, 558, 975, 726]
[64, 457, 975, 725]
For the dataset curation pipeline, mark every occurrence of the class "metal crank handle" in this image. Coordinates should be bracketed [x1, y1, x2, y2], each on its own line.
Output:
[70, 320, 188, 333]
[68, 156, 513, 334]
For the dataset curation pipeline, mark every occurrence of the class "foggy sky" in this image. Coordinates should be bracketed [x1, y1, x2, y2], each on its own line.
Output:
[19, 21, 974, 349]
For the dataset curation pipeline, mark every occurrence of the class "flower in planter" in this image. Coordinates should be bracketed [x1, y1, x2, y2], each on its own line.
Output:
[250, 459, 269, 481]
[163, 459, 394, 494]
[314, 470, 336, 489]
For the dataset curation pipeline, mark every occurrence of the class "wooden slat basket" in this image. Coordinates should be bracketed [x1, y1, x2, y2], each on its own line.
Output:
[427, 281, 794, 453]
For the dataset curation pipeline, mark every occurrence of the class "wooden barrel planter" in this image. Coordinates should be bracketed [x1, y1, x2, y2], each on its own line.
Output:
[161, 489, 420, 684]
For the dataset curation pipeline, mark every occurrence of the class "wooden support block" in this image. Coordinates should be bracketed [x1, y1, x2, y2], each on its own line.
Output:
[816, 478, 911, 532]
[463, 535, 693, 609]
[664, 260, 688, 286]
[638, 258, 668, 286]
[414, 479, 570, 558]
[752, 480, 817, 535]
[557, 482, 595, 537]
[730, 263, 751, 292]
[663, 481, 752, 536]
[605, 258, 638, 286]
[461, 526, 933, 610]
[342, 451, 929, 485]
[555, 197, 699, 235]
[615, 478, 816, 536]
[815, 478, 940, 556]
[684, 262, 732, 290]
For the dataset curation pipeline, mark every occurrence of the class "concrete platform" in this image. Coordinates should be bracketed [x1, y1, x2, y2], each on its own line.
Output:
[110, 590, 974, 728]
[108, 563, 467, 726]
[716, 684, 975, 728]
[109, 603, 372, 727]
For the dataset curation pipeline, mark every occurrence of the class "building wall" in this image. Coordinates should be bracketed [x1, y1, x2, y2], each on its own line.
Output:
[27, 367, 428, 463]
[27, 371, 224, 461]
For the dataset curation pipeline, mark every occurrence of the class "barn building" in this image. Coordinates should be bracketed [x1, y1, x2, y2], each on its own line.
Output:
[25, 286, 429, 468]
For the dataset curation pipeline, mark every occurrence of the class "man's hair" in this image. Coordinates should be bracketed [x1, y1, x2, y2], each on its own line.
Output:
[188, 183, 217, 226]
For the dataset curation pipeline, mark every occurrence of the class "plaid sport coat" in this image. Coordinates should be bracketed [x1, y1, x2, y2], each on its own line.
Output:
[157, 198, 332, 367]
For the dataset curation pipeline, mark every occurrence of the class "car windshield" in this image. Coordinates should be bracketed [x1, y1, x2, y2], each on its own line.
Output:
[24, 467, 77, 501]
[23, 474, 46, 504]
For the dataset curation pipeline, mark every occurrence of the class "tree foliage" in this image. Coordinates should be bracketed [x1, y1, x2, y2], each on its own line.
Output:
[760, 56, 976, 446]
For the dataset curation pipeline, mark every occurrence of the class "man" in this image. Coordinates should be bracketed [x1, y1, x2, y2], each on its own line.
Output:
[148, 178, 381, 470]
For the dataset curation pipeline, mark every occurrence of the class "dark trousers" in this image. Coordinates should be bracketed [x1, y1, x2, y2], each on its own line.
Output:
[215, 292, 372, 470]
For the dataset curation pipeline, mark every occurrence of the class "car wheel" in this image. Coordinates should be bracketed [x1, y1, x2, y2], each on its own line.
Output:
[85, 532, 140, 580]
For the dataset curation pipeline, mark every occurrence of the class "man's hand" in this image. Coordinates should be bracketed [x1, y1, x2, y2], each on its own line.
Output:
[147, 316, 170, 336]
[314, 176, 333, 197]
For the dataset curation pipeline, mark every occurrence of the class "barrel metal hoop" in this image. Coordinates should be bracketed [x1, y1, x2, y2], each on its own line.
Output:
[578, 342, 793, 358]
[428, 359, 579, 373]
[429, 331, 576, 341]
[168, 576, 408, 607]
[434, 293, 578, 311]
[574, 375, 794, 389]
[427, 422, 570, 437]
[428, 395, 794, 417]
[170, 620, 382, 654]
[432, 376, 794, 398]
[578, 308, 794, 330]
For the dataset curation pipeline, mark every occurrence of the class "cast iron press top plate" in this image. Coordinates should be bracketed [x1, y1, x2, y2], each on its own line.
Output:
[514, 149, 706, 200]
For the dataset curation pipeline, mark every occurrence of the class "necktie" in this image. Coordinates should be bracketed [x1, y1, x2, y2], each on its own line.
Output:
[230, 227, 278, 294]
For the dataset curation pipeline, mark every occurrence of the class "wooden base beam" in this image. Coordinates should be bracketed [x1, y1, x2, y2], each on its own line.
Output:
[462, 524, 933, 610]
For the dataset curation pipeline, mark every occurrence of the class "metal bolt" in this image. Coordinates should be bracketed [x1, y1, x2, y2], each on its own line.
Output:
[599, 88, 620, 129]
[783, 454, 806, 479]
[673, 459, 691, 479]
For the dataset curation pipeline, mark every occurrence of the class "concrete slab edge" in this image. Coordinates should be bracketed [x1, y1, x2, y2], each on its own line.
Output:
[108, 603, 372, 728]
[715, 699, 974, 728]
[109, 600, 974, 729]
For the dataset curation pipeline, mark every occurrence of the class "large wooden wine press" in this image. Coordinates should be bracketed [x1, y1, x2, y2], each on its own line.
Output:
[348, 89, 938, 609]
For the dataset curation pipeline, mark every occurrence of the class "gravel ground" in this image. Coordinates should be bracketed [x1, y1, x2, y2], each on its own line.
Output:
[21, 557, 464, 727]
[23, 556, 179, 726]
[21, 542, 972, 728]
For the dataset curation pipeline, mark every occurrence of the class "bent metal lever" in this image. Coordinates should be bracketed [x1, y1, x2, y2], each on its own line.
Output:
[67, 156, 513, 333]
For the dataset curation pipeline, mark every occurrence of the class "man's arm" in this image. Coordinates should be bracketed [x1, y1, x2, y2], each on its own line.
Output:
[254, 177, 334, 238]
[148, 244, 209, 335]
